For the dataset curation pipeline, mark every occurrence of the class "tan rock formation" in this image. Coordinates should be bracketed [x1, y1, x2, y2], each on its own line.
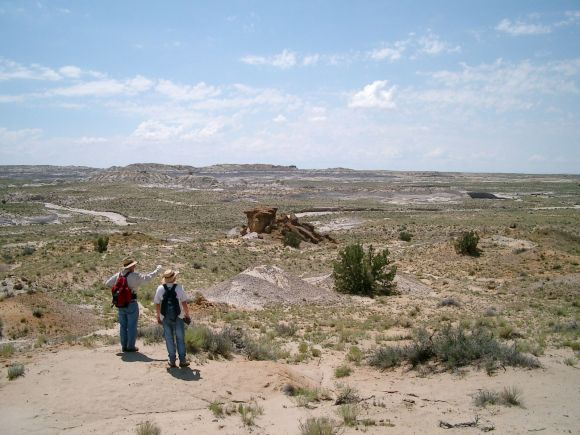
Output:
[241, 206, 335, 244]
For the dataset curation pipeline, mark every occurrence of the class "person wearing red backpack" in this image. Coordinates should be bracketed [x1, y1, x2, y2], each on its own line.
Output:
[154, 269, 191, 368]
[105, 258, 162, 352]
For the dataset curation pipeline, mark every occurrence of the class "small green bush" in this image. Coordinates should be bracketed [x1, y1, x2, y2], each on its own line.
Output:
[454, 231, 480, 256]
[185, 325, 233, 359]
[399, 231, 412, 242]
[335, 365, 352, 378]
[299, 417, 340, 435]
[333, 243, 396, 297]
[244, 337, 279, 361]
[135, 420, 160, 435]
[7, 363, 24, 380]
[283, 231, 301, 248]
[368, 346, 403, 369]
[346, 346, 364, 364]
[94, 236, 109, 253]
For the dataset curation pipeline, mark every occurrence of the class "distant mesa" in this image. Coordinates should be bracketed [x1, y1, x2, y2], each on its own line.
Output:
[241, 206, 336, 244]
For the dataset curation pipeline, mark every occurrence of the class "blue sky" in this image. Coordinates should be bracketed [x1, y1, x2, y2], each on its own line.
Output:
[0, 1, 579, 173]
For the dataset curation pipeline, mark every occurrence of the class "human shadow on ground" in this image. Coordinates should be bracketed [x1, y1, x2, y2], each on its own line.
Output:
[167, 367, 202, 381]
[117, 352, 166, 363]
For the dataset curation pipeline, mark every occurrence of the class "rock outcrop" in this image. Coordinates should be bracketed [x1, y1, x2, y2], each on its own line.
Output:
[241, 206, 335, 244]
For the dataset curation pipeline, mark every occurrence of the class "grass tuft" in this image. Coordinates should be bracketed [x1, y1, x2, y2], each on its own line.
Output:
[299, 417, 340, 435]
[135, 420, 160, 435]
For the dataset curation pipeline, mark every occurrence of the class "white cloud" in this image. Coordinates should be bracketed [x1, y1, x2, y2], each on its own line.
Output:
[308, 106, 327, 122]
[156, 79, 220, 101]
[59, 65, 82, 78]
[417, 32, 461, 56]
[0, 58, 61, 81]
[303, 54, 320, 66]
[496, 19, 551, 35]
[370, 45, 405, 62]
[241, 49, 297, 69]
[50, 75, 153, 97]
[349, 80, 397, 109]
[273, 114, 287, 123]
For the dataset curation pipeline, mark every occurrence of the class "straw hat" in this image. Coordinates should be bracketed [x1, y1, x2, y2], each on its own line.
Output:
[162, 269, 179, 284]
[121, 258, 138, 269]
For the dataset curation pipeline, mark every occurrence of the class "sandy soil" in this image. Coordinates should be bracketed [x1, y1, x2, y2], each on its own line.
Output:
[44, 203, 131, 226]
[0, 340, 578, 435]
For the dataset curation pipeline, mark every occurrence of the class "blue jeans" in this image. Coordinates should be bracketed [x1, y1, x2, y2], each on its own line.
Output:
[163, 317, 186, 364]
[118, 301, 139, 350]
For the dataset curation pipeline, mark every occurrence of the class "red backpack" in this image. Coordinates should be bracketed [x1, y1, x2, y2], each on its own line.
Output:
[111, 272, 134, 308]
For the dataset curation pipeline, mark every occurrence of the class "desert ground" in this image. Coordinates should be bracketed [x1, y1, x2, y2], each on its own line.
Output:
[0, 164, 578, 434]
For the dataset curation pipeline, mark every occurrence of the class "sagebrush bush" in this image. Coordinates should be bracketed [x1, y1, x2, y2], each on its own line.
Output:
[244, 337, 279, 361]
[334, 365, 352, 378]
[94, 236, 109, 253]
[454, 231, 480, 256]
[333, 243, 396, 297]
[185, 325, 233, 359]
[7, 363, 24, 380]
[339, 403, 359, 426]
[369, 326, 541, 371]
[138, 324, 164, 344]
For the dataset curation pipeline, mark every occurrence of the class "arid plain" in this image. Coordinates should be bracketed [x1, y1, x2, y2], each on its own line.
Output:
[0, 164, 578, 434]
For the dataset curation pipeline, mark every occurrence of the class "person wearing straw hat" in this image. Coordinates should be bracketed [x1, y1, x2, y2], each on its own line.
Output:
[154, 269, 191, 368]
[105, 258, 162, 352]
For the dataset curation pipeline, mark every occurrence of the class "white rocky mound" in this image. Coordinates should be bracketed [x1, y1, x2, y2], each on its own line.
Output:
[200, 265, 343, 309]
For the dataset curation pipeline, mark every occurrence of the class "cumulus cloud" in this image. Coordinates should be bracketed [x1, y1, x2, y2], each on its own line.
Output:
[273, 114, 287, 123]
[496, 18, 551, 35]
[156, 79, 221, 101]
[369, 45, 405, 62]
[59, 65, 82, 78]
[349, 80, 397, 109]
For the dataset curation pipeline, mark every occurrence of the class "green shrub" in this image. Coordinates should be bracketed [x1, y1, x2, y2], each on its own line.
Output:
[185, 325, 233, 359]
[244, 337, 279, 361]
[399, 231, 412, 242]
[346, 345, 364, 364]
[499, 386, 523, 407]
[7, 363, 24, 380]
[334, 365, 352, 378]
[369, 326, 540, 372]
[333, 243, 396, 297]
[283, 231, 301, 248]
[94, 236, 109, 253]
[368, 346, 403, 369]
[454, 231, 480, 256]
[135, 420, 160, 435]
[299, 417, 340, 435]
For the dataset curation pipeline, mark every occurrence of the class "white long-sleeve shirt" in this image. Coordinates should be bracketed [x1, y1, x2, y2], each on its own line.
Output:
[105, 266, 162, 295]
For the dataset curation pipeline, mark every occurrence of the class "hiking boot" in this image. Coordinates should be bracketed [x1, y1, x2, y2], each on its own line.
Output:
[179, 360, 190, 368]
[125, 347, 139, 352]
[168, 361, 177, 368]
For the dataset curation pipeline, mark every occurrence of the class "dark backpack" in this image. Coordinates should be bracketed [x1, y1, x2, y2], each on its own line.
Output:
[161, 284, 181, 321]
[111, 272, 134, 308]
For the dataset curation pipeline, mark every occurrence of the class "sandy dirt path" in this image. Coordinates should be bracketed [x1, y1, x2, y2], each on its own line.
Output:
[0, 341, 578, 435]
